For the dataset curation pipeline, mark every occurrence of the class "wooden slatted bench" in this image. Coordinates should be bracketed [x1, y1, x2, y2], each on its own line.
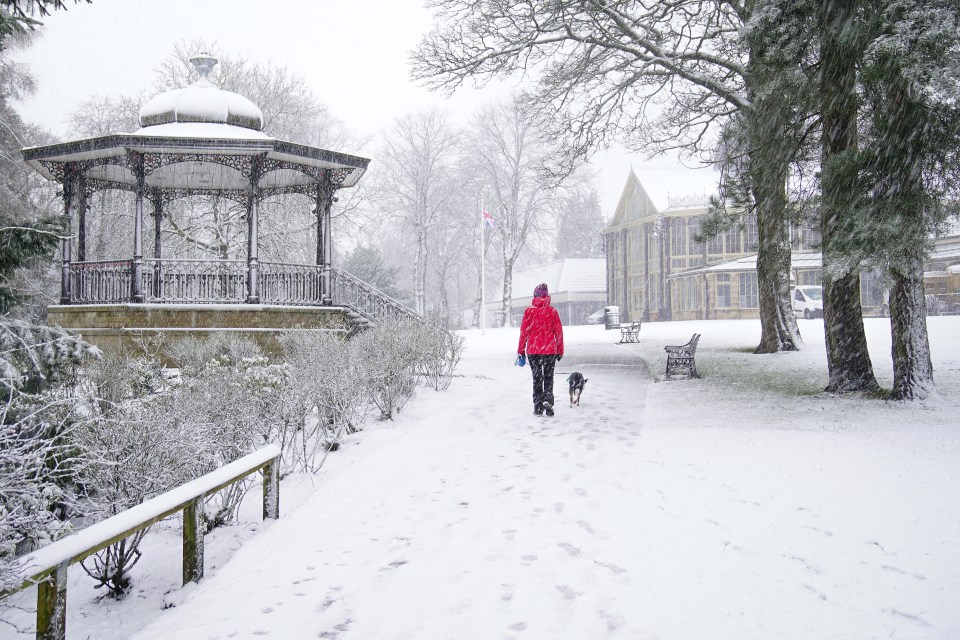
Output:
[619, 321, 642, 343]
[664, 333, 701, 379]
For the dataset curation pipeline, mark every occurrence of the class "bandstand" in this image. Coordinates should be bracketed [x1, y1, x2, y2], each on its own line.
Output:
[24, 55, 414, 356]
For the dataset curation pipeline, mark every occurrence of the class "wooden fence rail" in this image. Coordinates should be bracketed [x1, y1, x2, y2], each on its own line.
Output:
[1, 444, 282, 640]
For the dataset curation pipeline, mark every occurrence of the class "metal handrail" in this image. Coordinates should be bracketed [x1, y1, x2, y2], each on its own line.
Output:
[330, 266, 421, 324]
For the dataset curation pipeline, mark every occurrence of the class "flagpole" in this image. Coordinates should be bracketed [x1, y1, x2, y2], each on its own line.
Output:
[480, 196, 486, 335]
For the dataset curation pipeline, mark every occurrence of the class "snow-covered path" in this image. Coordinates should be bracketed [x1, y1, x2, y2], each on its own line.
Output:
[129, 338, 650, 638]
[121, 321, 959, 640]
[133, 337, 654, 639]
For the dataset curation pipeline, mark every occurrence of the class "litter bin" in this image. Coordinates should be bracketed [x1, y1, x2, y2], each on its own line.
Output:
[604, 305, 620, 330]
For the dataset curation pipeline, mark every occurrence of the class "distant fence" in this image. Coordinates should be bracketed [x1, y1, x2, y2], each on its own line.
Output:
[1, 444, 281, 640]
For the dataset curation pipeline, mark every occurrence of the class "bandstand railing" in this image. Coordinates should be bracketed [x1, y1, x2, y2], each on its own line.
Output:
[63, 260, 422, 328]
[258, 261, 325, 306]
[144, 258, 248, 303]
[70, 260, 134, 304]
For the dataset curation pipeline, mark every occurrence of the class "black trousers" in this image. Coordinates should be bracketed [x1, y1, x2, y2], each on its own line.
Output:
[528, 354, 557, 410]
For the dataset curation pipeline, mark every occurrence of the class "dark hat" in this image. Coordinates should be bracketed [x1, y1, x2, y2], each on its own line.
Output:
[533, 283, 549, 298]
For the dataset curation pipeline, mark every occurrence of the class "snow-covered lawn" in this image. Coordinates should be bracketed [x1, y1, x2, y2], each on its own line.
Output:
[4, 317, 958, 639]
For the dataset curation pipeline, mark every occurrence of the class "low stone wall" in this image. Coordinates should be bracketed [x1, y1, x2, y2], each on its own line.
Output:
[47, 303, 351, 364]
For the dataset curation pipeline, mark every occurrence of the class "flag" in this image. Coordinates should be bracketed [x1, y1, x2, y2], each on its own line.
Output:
[482, 208, 495, 229]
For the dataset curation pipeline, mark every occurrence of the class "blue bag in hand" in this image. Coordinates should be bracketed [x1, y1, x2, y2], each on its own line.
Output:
[515, 354, 526, 367]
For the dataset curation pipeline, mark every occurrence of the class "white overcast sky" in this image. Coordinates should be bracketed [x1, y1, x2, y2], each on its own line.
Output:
[13, 0, 719, 218]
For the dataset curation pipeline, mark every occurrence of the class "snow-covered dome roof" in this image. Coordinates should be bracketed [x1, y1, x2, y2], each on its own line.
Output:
[138, 54, 264, 132]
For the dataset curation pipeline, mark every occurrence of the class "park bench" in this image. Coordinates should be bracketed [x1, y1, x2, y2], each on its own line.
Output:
[619, 321, 642, 344]
[664, 333, 701, 379]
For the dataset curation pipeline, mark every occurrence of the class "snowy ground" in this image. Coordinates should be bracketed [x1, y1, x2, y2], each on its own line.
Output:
[3, 317, 959, 639]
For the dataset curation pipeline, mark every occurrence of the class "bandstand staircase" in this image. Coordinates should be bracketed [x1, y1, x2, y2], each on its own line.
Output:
[329, 267, 423, 331]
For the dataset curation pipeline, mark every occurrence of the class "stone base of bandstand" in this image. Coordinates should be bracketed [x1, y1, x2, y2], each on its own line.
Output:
[47, 303, 351, 365]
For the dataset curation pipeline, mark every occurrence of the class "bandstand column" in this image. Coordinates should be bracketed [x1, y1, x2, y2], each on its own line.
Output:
[247, 156, 263, 304]
[131, 152, 145, 303]
[77, 172, 88, 262]
[316, 172, 335, 305]
[151, 189, 163, 300]
[59, 168, 76, 305]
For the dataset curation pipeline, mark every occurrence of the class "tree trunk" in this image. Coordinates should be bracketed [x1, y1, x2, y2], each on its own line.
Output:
[819, 0, 880, 394]
[883, 73, 936, 400]
[751, 159, 801, 353]
[414, 227, 427, 314]
[436, 265, 451, 328]
[889, 260, 935, 400]
[501, 257, 514, 327]
[745, 28, 801, 354]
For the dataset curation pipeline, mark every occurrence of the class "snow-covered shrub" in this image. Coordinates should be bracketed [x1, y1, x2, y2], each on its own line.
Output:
[351, 318, 424, 420]
[414, 326, 464, 391]
[277, 332, 369, 472]
[0, 319, 100, 398]
[75, 353, 207, 597]
[164, 331, 263, 374]
[158, 348, 287, 530]
[0, 413, 76, 593]
[0, 320, 98, 596]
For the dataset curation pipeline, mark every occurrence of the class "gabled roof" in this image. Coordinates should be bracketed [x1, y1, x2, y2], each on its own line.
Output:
[607, 168, 659, 230]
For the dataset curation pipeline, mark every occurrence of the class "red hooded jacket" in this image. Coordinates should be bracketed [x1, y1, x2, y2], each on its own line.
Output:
[518, 296, 564, 356]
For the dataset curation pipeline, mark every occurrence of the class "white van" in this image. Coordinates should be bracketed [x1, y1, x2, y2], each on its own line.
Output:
[793, 285, 823, 319]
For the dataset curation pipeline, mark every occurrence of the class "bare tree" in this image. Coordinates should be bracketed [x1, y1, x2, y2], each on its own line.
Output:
[554, 187, 604, 259]
[379, 109, 461, 314]
[466, 98, 560, 326]
[412, 0, 806, 352]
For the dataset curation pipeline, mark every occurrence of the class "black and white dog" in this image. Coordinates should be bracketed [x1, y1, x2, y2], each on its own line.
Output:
[567, 372, 588, 407]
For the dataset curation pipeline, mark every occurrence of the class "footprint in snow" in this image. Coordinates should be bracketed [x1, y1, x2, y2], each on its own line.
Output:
[882, 564, 926, 580]
[379, 559, 408, 572]
[508, 622, 527, 631]
[318, 620, 353, 639]
[558, 542, 581, 557]
[556, 585, 579, 599]
[594, 560, 627, 575]
[598, 610, 624, 632]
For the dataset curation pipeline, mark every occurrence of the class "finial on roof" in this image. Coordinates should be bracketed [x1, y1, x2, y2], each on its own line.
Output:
[189, 53, 218, 84]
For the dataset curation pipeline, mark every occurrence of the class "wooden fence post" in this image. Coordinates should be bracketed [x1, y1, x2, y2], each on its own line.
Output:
[263, 458, 279, 520]
[182, 495, 205, 585]
[36, 561, 68, 640]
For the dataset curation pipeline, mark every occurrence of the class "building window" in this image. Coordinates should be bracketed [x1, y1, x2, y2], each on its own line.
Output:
[739, 272, 759, 308]
[671, 218, 687, 256]
[716, 274, 731, 308]
[744, 216, 759, 251]
[707, 232, 724, 255]
[799, 270, 821, 286]
[688, 215, 705, 256]
[725, 226, 742, 254]
[676, 278, 699, 311]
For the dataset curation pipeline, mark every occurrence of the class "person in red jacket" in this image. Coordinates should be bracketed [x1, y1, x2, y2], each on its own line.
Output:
[518, 282, 564, 416]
